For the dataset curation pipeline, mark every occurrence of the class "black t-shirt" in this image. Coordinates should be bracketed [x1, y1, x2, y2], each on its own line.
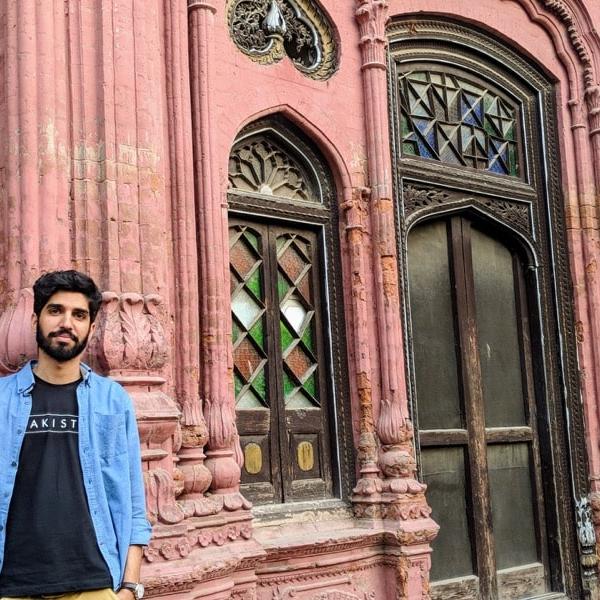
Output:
[0, 375, 112, 596]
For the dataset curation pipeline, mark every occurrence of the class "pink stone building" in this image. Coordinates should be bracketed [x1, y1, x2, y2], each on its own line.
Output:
[1, 0, 600, 598]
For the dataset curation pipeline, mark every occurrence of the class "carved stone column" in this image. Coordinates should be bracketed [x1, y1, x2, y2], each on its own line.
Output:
[92, 292, 187, 561]
[163, 0, 214, 520]
[344, 188, 383, 515]
[188, 0, 250, 515]
[355, 1, 438, 596]
[0, 1, 71, 371]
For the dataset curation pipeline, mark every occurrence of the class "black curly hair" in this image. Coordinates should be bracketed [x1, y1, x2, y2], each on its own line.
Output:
[33, 270, 103, 323]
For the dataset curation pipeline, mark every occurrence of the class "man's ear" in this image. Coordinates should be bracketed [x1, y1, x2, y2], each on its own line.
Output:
[31, 312, 37, 333]
[89, 321, 97, 339]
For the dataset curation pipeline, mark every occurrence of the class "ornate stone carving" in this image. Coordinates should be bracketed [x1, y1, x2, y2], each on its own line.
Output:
[403, 184, 531, 233]
[229, 137, 317, 202]
[227, 0, 337, 80]
[576, 496, 599, 574]
[143, 520, 253, 561]
[403, 186, 450, 214]
[93, 292, 168, 373]
[355, 0, 389, 63]
[145, 468, 186, 525]
[0, 288, 37, 374]
[537, 0, 594, 87]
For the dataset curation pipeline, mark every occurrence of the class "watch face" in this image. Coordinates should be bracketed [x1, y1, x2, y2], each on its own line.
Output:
[136, 583, 145, 599]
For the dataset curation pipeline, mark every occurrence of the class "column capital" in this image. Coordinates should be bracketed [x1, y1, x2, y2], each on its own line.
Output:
[585, 85, 600, 136]
[355, 0, 389, 66]
[188, 0, 217, 13]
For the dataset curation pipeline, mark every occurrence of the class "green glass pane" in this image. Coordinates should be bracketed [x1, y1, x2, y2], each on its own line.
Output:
[283, 370, 297, 398]
[244, 230, 259, 250]
[277, 236, 288, 250]
[509, 145, 518, 177]
[301, 325, 314, 352]
[232, 320, 241, 344]
[401, 116, 412, 138]
[303, 370, 317, 398]
[483, 94, 493, 112]
[234, 373, 244, 397]
[280, 320, 295, 352]
[252, 367, 266, 400]
[402, 141, 418, 156]
[278, 273, 290, 301]
[249, 320, 264, 349]
[504, 120, 515, 142]
[412, 72, 427, 82]
[247, 269, 262, 299]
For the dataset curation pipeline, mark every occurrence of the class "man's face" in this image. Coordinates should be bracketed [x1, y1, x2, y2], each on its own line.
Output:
[33, 291, 96, 363]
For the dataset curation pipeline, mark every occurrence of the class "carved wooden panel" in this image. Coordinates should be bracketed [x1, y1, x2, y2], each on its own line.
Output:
[229, 137, 319, 203]
[402, 184, 532, 237]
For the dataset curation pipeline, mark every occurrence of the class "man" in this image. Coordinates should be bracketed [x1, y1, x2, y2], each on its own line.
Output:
[0, 271, 151, 600]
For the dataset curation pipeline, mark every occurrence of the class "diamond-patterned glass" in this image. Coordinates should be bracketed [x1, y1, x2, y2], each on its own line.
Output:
[277, 233, 319, 408]
[230, 226, 269, 409]
[398, 70, 521, 177]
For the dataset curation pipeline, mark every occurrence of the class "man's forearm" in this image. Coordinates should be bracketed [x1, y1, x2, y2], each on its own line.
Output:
[122, 544, 144, 584]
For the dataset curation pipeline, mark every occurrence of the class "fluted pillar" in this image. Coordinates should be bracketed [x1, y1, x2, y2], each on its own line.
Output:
[188, 0, 249, 513]
[0, 0, 71, 373]
[163, 0, 214, 518]
[355, 1, 437, 596]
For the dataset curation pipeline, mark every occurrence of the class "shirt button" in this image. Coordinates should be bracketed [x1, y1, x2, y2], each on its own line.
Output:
[11, 462, 17, 467]
[17, 430, 22, 435]
[0, 525, 4, 531]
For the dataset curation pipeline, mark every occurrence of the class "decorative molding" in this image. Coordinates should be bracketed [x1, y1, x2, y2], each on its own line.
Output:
[403, 184, 532, 234]
[536, 0, 594, 88]
[257, 555, 384, 586]
[93, 292, 168, 373]
[227, 0, 337, 80]
[143, 520, 253, 562]
[0, 288, 36, 374]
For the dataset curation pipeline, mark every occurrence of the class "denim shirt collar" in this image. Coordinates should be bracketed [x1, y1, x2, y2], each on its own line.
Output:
[16, 360, 92, 394]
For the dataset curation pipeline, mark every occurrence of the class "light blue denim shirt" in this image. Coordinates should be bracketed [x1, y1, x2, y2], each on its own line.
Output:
[0, 361, 152, 590]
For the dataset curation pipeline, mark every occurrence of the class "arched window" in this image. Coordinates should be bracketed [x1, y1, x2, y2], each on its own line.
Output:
[389, 18, 587, 600]
[227, 117, 350, 506]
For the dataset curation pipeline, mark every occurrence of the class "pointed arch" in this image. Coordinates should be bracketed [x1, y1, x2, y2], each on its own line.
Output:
[231, 105, 353, 206]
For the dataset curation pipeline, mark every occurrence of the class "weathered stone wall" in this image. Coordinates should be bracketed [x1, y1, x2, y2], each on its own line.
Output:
[0, 0, 599, 598]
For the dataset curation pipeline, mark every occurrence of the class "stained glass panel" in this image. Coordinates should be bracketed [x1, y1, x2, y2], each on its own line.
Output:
[277, 234, 319, 409]
[230, 225, 269, 409]
[398, 70, 521, 176]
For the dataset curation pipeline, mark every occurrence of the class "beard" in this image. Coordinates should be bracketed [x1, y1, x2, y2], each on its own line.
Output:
[36, 324, 89, 362]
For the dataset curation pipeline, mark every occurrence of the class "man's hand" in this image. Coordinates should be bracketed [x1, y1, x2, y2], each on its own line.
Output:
[116, 588, 135, 600]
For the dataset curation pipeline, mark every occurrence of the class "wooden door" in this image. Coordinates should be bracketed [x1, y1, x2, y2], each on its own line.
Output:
[230, 218, 333, 504]
[408, 216, 549, 599]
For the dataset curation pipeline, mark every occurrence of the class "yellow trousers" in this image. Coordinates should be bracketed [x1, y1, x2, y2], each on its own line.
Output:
[1, 589, 117, 600]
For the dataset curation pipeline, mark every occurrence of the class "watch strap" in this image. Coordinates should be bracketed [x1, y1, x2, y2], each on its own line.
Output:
[120, 582, 140, 599]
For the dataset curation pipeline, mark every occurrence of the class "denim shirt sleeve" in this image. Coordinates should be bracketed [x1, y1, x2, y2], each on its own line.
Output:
[120, 386, 152, 546]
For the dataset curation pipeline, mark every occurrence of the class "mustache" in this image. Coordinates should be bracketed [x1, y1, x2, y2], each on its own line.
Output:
[49, 328, 78, 342]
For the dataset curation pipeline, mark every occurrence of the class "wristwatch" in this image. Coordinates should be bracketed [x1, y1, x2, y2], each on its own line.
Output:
[120, 582, 145, 600]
